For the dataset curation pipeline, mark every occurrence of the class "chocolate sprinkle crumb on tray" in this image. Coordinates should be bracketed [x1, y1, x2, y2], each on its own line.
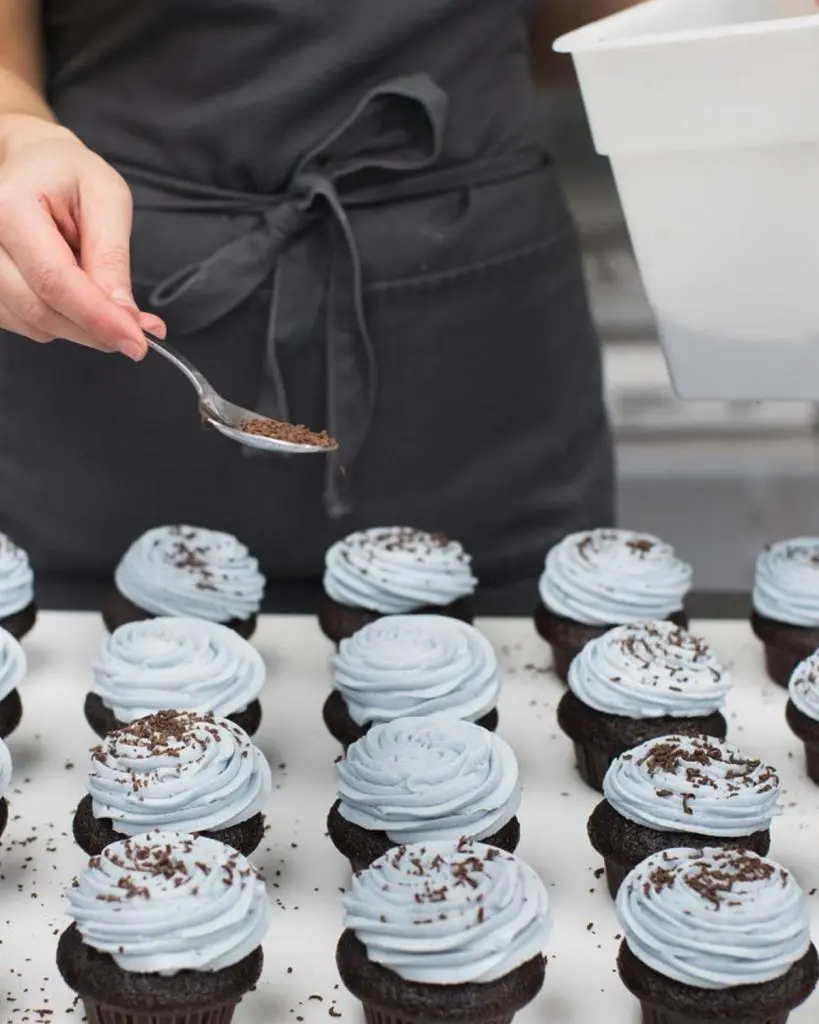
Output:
[239, 416, 336, 449]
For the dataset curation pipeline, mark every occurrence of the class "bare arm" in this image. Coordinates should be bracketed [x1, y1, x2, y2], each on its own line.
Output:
[529, 0, 645, 87]
[0, 0, 57, 147]
[0, 0, 161, 355]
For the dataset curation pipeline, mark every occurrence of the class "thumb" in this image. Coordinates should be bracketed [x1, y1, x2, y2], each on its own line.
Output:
[79, 170, 136, 309]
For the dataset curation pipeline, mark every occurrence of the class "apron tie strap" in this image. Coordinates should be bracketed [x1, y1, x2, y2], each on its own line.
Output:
[143, 73, 449, 517]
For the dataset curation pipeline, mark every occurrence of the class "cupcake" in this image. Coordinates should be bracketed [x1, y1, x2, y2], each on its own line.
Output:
[328, 715, 521, 871]
[557, 621, 731, 792]
[323, 615, 500, 749]
[0, 532, 36, 639]
[104, 525, 265, 638]
[588, 734, 780, 898]
[0, 626, 26, 738]
[85, 617, 266, 738]
[319, 527, 477, 643]
[0, 737, 11, 839]
[752, 537, 819, 687]
[616, 847, 818, 1024]
[337, 839, 551, 1024]
[73, 710, 272, 856]
[785, 650, 819, 784]
[57, 831, 269, 1024]
[534, 529, 692, 681]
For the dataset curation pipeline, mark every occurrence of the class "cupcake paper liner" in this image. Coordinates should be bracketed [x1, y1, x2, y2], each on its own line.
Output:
[361, 1003, 517, 1024]
[639, 1003, 791, 1024]
[81, 998, 239, 1024]
[570, 740, 612, 792]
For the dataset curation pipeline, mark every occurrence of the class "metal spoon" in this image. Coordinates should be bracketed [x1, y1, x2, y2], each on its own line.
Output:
[144, 332, 338, 454]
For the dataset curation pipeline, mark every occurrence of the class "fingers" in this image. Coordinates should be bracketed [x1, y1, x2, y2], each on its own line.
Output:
[79, 171, 135, 308]
[0, 243, 118, 351]
[0, 191, 147, 358]
[139, 312, 167, 339]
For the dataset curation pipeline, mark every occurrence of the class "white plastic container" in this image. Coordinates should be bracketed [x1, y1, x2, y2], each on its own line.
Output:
[556, 0, 819, 400]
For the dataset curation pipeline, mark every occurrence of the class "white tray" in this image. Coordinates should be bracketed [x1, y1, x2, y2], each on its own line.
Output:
[5, 614, 819, 1023]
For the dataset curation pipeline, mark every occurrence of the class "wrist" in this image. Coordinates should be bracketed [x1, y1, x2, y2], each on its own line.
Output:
[0, 112, 76, 161]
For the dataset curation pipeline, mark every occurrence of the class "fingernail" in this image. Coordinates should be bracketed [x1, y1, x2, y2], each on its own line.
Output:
[140, 314, 167, 339]
[120, 339, 147, 362]
[111, 288, 137, 309]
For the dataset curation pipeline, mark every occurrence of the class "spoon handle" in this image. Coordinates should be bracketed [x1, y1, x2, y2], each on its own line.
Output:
[144, 332, 213, 398]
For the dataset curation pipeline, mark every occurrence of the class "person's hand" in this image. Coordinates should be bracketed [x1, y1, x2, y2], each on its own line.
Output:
[0, 114, 165, 360]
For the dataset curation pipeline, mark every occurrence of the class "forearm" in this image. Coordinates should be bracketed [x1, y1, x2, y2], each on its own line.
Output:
[529, 0, 645, 86]
[0, 0, 58, 153]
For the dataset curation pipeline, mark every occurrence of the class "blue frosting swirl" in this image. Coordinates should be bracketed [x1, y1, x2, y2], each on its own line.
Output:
[603, 735, 781, 836]
[538, 529, 692, 627]
[114, 526, 265, 623]
[0, 533, 34, 620]
[343, 839, 551, 984]
[753, 537, 819, 627]
[331, 615, 499, 726]
[789, 651, 819, 722]
[67, 831, 270, 975]
[568, 621, 731, 718]
[323, 527, 477, 614]
[338, 716, 520, 843]
[91, 617, 266, 723]
[86, 710, 272, 835]
[0, 737, 12, 797]
[617, 847, 811, 989]
[0, 626, 26, 703]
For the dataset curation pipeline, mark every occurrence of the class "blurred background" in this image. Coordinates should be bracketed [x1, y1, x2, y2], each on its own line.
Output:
[541, 85, 819, 597]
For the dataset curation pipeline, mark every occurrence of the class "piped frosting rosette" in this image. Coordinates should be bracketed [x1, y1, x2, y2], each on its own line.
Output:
[331, 615, 499, 726]
[91, 617, 265, 722]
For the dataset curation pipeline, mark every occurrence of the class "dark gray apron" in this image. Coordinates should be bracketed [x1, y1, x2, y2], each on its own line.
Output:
[0, 0, 613, 589]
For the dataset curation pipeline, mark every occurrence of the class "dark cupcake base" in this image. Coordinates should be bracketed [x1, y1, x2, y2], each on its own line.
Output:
[0, 600, 37, 641]
[785, 699, 819, 785]
[317, 593, 475, 646]
[322, 689, 499, 751]
[102, 588, 257, 641]
[0, 796, 7, 839]
[336, 930, 544, 1024]
[72, 794, 265, 858]
[534, 603, 689, 683]
[326, 799, 520, 872]
[83, 692, 263, 739]
[0, 688, 22, 739]
[557, 690, 728, 793]
[618, 938, 818, 1024]
[57, 922, 263, 1017]
[750, 611, 819, 689]
[587, 799, 771, 899]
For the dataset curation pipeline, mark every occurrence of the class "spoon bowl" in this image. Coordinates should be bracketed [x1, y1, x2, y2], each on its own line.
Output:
[145, 332, 338, 454]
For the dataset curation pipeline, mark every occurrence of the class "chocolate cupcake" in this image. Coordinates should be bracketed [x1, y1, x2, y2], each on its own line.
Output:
[0, 737, 11, 839]
[0, 626, 26, 739]
[85, 617, 266, 738]
[104, 525, 265, 638]
[323, 615, 500, 749]
[751, 537, 819, 687]
[319, 527, 477, 644]
[328, 715, 521, 871]
[557, 621, 731, 792]
[588, 734, 780, 898]
[57, 831, 269, 1024]
[785, 650, 819, 784]
[616, 847, 818, 1024]
[338, 839, 551, 1024]
[0, 532, 36, 640]
[534, 529, 692, 681]
[73, 710, 272, 856]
